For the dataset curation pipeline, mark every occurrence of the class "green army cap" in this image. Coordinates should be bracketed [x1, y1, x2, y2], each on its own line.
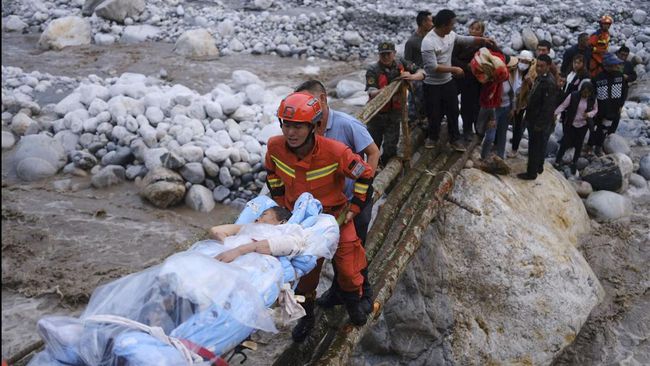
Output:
[378, 41, 395, 53]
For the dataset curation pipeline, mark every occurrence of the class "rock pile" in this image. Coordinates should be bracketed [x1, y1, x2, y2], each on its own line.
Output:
[2, 66, 286, 212]
[1, 0, 649, 75]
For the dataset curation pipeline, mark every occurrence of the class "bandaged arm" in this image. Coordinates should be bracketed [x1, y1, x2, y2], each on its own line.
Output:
[215, 233, 306, 263]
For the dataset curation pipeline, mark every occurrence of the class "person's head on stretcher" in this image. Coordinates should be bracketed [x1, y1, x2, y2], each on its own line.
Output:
[255, 206, 292, 225]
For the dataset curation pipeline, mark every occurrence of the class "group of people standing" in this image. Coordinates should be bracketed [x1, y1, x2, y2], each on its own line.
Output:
[364, 10, 636, 180]
[253, 9, 637, 343]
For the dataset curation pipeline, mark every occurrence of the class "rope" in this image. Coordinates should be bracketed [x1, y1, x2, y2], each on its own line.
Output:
[84, 314, 203, 364]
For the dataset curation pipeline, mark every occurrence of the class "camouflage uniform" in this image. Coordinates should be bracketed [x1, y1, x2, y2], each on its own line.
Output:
[366, 47, 417, 165]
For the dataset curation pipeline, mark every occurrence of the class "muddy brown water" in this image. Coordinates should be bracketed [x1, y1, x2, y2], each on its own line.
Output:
[0, 33, 363, 361]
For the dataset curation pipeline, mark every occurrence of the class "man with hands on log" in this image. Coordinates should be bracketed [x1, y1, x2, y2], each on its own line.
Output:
[265, 91, 375, 342]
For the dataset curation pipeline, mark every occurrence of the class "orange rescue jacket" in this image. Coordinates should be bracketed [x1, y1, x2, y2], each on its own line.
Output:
[265, 135, 374, 216]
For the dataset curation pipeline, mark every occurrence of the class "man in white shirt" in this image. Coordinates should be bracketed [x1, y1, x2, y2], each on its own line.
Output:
[421, 9, 494, 151]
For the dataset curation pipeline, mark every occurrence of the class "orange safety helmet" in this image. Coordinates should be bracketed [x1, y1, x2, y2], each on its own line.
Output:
[277, 92, 323, 125]
[600, 15, 613, 24]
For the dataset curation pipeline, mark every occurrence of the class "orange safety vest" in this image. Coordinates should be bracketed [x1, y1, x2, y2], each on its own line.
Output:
[265, 135, 374, 216]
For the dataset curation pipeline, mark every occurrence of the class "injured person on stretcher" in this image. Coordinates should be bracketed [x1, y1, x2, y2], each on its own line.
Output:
[28, 193, 339, 366]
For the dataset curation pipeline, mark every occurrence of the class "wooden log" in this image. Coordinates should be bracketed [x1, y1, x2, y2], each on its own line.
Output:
[355, 80, 403, 125]
[314, 140, 479, 366]
[400, 83, 411, 167]
[369, 152, 451, 272]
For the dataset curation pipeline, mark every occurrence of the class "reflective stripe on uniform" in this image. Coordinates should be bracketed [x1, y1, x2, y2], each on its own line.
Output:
[306, 162, 339, 181]
[267, 178, 284, 188]
[271, 155, 296, 178]
[353, 182, 369, 194]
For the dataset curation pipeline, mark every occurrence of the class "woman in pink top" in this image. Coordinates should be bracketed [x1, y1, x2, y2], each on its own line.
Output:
[553, 80, 598, 174]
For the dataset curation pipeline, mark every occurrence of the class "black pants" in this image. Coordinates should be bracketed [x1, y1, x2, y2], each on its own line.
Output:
[511, 109, 527, 151]
[424, 80, 461, 142]
[457, 76, 481, 138]
[556, 124, 589, 164]
[527, 128, 547, 177]
[588, 115, 620, 147]
[353, 200, 373, 300]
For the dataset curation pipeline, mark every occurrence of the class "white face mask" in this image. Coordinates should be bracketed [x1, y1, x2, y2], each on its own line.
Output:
[518, 63, 530, 71]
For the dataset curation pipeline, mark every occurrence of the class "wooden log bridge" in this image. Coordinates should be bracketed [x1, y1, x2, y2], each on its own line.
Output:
[273, 79, 478, 366]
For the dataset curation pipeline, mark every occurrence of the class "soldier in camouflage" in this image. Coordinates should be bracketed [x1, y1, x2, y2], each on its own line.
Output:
[365, 41, 423, 166]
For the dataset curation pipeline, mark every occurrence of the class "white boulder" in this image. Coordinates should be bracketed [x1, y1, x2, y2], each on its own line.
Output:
[173, 29, 219, 59]
[38, 16, 91, 50]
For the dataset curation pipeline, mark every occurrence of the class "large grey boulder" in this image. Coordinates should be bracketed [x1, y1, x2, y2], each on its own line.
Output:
[185, 185, 215, 212]
[16, 158, 58, 181]
[95, 0, 145, 23]
[3, 15, 28, 32]
[2, 131, 17, 150]
[603, 133, 631, 156]
[140, 167, 186, 208]
[584, 191, 632, 221]
[354, 168, 603, 365]
[581, 153, 633, 193]
[13, 134, 67, 181]
[38, 16, 91, 50]
[173, 29, 219, 59]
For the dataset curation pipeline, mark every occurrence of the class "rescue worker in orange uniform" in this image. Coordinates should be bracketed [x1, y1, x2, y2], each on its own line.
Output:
[588, 15, 613, 78]
[265, 92, 375, 342]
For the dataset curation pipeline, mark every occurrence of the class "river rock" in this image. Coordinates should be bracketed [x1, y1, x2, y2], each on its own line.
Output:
[205, 101, 224, 119]
[212, 185, 230, 202]
[16, 158, 57, 181]
[581, 154, 633, 193]
[584, 191, 632, 221]
[120, 25, 160, 43]
[82, 0, 106, 16]
[570, 179, 593, 198]
[231, 105, 256, 122]
[140, 167, 186, 208]
[629, 173, 648, 189]
[160, 150, 186, 170]
[343, 31, 363, 46]
[143, 147, 168, 170]
[2, 131, 16, 149]
[218, 94, 243, 115]
[91, 165, 126, 188]
[336, 79, 365, 99]
[257, 123, 282, 144]
[232, 70, 265, 90]
[564, 18, 582, 29]
[638, 154, 650, 180]
[632, 10, 647, 25]
[95, 0, 145, 23]
[355, 168, 602, 365]
[521, 28, 538, 50]
[510, 31, 524, 50]
[72, 150, 98, 170]
[205, 145, 230, 163]
[13, 134, 67, 174]
[38, 16, 91, 50]
[125, 164, 146, 180]
[185, 185, 215, 212]
[178, 145, 203, 163]
[202, 157, 220, 177]
[101, 146, 134, 166]
[180, 162, 205, 183]
[603, 134, 631, 155]
[3, 15, 28, 32]
[173, 29, 219, 59]
[10, 112, 39, 136]
[245, 84, 266, 105]
[219, 166, 234, 187]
